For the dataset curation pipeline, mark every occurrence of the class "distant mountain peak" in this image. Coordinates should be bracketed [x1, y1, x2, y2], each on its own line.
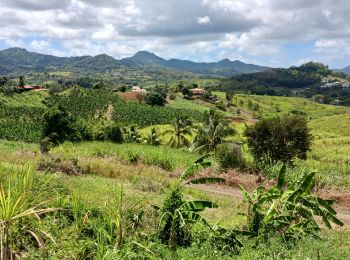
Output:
[2, 47, 29, 53]
[218, 58, 232, 65]
[132, 51, 164, 61]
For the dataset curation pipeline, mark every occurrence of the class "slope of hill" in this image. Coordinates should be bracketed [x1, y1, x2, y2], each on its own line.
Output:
[336, 65, 350, 75]
[215, 62, 350, 105]
[122, 51, 269, 77]
[0, 47, 87, 75]
[0, 48, 269, 77]
[62, 54, 122, 73]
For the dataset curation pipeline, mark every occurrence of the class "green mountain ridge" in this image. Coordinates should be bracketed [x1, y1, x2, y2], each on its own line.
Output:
[0, 47, 269, 77]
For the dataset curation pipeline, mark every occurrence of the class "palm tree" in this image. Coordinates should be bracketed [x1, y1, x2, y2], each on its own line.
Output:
[163, 116, 193, 148]
[191, 109, 236, 153]
[143, 127, 161, 146]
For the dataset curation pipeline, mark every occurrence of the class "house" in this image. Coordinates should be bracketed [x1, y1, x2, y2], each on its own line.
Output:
[15, 85, 47, 91]
[132, 86, 147, 94]
[190, 88, 206, 95]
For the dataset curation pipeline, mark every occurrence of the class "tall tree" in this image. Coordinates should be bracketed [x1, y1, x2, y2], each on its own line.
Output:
[19, 75, 25, 88]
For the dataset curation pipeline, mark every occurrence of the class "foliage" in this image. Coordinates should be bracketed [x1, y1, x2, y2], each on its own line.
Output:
[158, 155, 221, 249]
[244, 115, 313, 165]
[0, 166, 56, 259]
[42, 105, 79, 145]
[143, 127, 161, 146]
[47, 89, 202, 128]
[122, 125, 142, 143]
[144, 91, 166, 106]
[191, 109, 236, 153]
[240, 166, 343, 242]
[163, 116, 193, 148]
[92, 122, 124, 143]
[215, 142, 245, 170]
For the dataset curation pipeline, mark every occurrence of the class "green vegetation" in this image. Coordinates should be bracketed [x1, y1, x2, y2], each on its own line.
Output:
[0, 70, 349, 258]
[240, 166, 343, 241]
[245, 115, 312, 165]
[215, 62, 350, 105]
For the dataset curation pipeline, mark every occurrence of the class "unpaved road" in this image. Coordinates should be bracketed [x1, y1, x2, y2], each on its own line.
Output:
[193, 184, 350, 227]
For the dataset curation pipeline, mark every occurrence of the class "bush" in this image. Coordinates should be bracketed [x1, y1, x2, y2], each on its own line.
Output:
[92, 121, 124, 143]
[215, 143, 244, 170]
[169, 93, 177, 100]
[244, 115, 312, 165]
[144, 91, 166, 106]
[42, 106, 79, 145]
[106, 124, 124, 143]
[215, 101, 226, 111]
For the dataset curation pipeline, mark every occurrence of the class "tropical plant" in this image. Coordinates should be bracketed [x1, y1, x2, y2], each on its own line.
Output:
[157, 154, 224, 249]
[163, 116, 193, 148]
[191, 109, 236, 153]
[244, 115, 313, 165]
[122, 125, 142, 143]
[143, 127, 161, 146]
[240, 165, 343, 242]
[0, 166, 56, 259]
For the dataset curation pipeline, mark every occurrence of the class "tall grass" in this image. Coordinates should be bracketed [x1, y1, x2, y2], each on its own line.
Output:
[52, 142, 198, 171]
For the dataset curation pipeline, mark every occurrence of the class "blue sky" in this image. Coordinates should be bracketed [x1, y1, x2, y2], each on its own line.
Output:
[0, 0, 349, 69]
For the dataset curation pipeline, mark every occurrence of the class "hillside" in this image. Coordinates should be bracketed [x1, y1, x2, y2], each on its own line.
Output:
[215, 62, 350, 105]
[0, 48, 268, 77]
[336, 65, 350, 75]
[122, 51, 269, 77]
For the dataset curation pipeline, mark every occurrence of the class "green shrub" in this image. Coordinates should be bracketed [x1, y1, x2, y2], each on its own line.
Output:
[244, 115, 312, 165]
[106, 124, 124, 143]
[42, 106, 80, 144]
[145, 91, 165, 106]
[215, 143, 244, 170]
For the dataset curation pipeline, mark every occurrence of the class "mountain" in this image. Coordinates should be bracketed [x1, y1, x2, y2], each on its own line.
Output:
[0, 47, 85, 75]
[122, 51, 269, 77]
[215, 62, 350, 105]
[335, 65, 350, 75]
[0, 48, 268, 77]
[63, 54, 122, 73]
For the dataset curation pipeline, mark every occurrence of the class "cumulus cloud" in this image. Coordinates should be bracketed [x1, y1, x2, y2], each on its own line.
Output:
[0, 0, 350, 67]
[1, 0, 71, 10]
[197, 16, 211, 25]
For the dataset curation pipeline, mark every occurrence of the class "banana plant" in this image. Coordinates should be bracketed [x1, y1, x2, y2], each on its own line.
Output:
[157, 154, 225, 249]
[240, 165, 344, 241]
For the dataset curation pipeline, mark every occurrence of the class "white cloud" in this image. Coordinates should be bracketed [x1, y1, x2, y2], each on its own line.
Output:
[0, 0, 350, 66]
[197, 16, 211, 25]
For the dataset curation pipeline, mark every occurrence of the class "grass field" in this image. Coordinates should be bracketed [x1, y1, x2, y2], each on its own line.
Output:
[0, 139, 349, 258]
[0, 90, 350, 258]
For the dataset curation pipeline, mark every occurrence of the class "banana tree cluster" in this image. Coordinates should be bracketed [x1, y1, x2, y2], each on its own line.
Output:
[240, 165, 343, 241]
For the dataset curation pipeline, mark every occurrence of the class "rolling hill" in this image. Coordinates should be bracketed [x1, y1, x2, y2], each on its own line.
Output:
[0, 48, 268, 77]
[336, 65, 350, 75]
[122, 51, 269, 77]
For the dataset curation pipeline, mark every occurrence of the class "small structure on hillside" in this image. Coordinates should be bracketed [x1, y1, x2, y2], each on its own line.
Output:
[15, 85, 47, 92]
[190, 88, 206, 95]
[132, 86, 147, 94]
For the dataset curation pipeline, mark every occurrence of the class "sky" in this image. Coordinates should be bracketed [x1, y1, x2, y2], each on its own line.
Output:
[0, 0, 349, 69]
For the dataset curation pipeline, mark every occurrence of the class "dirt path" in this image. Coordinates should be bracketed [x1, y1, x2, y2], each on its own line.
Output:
[193, 184, 350, 227]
